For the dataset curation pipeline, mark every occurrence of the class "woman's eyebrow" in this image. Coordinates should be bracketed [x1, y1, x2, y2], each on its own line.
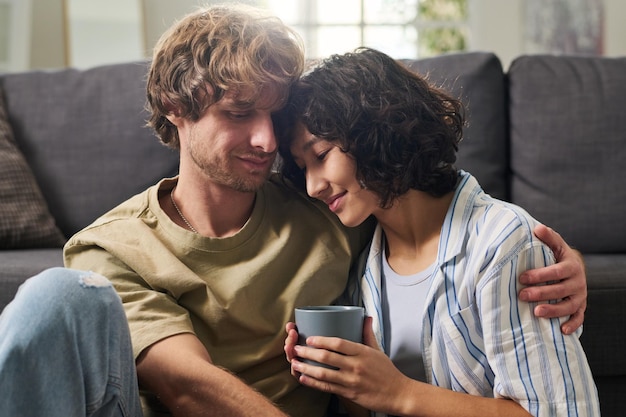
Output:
[301, 135, 324, 153]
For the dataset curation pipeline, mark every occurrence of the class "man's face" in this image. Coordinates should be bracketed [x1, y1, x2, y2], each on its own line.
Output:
[180, 87, 283, 192]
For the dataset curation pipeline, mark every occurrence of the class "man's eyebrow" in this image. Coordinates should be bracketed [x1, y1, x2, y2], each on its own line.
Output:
[230, 99, 255, 109]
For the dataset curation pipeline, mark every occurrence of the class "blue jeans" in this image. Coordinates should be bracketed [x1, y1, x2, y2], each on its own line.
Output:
[0, 268, 142, 417]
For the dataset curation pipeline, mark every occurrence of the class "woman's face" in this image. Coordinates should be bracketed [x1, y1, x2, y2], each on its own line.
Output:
[289, 122, 380, 227]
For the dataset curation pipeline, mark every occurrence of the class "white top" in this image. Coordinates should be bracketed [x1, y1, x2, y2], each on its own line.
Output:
[381, 243, 434, 382]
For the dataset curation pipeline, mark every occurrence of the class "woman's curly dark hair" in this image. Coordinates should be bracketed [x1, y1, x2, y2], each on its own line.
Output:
[274, 47, 465, 208]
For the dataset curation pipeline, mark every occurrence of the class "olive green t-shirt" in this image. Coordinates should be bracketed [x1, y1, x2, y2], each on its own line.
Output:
[64, 175, 373, 417]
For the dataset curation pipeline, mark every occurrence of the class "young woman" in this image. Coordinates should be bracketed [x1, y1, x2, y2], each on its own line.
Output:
[278, 48, 599, 417]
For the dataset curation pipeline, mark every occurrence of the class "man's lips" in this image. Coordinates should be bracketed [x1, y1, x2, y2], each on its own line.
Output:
[239, 155, 275, 170]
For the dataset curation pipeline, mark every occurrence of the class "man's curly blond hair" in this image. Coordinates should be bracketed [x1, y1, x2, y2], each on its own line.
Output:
[146, 4, 305, 149]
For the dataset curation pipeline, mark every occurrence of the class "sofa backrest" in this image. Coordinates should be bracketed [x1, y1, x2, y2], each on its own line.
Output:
[402, 52, 508, 201]
[0, 61, 179, 238]
[5, 52, 623, 252]
[508, 55, 626, 253]
[2, 53, 508, 241]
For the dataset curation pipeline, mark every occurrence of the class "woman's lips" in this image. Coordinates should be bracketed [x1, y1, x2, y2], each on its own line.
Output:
[326, 192, 346, 212]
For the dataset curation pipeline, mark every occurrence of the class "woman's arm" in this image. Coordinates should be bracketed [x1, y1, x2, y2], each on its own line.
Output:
[479, 240, 598, 416]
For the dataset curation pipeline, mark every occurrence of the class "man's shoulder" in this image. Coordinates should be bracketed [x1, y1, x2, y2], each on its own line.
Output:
[264, 174, 326, 212]
[67, 185, 155, 245]
[265, 173, 304, 196]
[90, 188, 153, 229]
[264, 174, 374, 253]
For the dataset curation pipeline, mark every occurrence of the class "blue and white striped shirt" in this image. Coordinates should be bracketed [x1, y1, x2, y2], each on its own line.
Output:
[349, 171, 600, 417]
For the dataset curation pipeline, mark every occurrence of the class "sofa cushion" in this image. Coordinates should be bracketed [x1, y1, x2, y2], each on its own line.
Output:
[0, 88, 66, 248]
[578, 254, 626, 417]
[508, 55, 626, 253]
[0, 249, 64, 312]
[402, 52, 508, 200]
[0, 61, 180, 237]
[579, 254, 626, 375]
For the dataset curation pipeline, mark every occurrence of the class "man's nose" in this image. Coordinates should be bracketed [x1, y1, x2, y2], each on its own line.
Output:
[250, 115, 277, 153]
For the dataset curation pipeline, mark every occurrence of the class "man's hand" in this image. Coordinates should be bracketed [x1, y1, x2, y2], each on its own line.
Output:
[518, 224, 587, 335]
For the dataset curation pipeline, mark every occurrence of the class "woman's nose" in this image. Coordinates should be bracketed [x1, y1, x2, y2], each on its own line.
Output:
[305, 169, 327, 199]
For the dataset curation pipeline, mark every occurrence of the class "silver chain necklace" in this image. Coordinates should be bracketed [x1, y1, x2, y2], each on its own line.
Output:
[170, 186, 198, 234]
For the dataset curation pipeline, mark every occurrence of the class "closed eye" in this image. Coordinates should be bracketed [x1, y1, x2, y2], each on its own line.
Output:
[229, 112, 251, 120]
[316, 149, 330, 161]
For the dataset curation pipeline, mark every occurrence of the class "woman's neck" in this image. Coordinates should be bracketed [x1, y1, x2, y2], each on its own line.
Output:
[375, 190, 454, 275]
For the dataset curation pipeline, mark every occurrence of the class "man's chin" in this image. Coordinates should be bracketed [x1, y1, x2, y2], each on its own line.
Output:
[231, 170, 270, 193]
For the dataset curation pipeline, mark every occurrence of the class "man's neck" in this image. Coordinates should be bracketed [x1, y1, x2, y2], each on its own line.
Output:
[164, 177, 258, 238]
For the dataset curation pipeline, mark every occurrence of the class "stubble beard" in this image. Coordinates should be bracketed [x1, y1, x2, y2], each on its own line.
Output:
[191, 150, 272, 193]
[185, 123, 274, 193]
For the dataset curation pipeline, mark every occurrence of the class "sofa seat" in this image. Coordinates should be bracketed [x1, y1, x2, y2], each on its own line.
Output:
[0, 249, 63, 308]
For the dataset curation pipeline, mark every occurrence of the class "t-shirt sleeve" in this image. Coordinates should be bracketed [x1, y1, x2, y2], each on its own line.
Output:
[64, 240, 195, 359]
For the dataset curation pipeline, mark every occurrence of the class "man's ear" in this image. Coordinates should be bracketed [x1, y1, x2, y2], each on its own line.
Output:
[164, 100, 183, 127]
[165, 112, 183, 127]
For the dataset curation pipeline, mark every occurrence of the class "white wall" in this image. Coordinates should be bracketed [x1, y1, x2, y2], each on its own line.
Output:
[604, 0, 626, 57]
[0, 0, 33, 72]
[143, 0, 202, 57]
[469, 0, 524, 70]
[65, 0, 145, 68]
[470, 0, 626, 70]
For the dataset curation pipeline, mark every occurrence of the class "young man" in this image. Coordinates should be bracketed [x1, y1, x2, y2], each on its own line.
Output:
[0, 5, 587, 417]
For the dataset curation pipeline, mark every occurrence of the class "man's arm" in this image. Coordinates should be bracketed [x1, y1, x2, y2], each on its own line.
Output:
[136, 333, 288, 417]
[518, 224, 587, 335]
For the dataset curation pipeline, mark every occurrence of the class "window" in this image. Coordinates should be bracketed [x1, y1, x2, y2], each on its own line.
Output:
[65, 0, 145, 69]
[0, 0, 32, 72]
[262, 0, 468, 59]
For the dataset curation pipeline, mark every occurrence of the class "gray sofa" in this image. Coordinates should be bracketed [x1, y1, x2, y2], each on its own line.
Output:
[1, 52, 624, 415]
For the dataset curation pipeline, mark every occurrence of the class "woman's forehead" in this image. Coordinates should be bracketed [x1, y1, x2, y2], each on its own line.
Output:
[291, 123, 323, 153]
